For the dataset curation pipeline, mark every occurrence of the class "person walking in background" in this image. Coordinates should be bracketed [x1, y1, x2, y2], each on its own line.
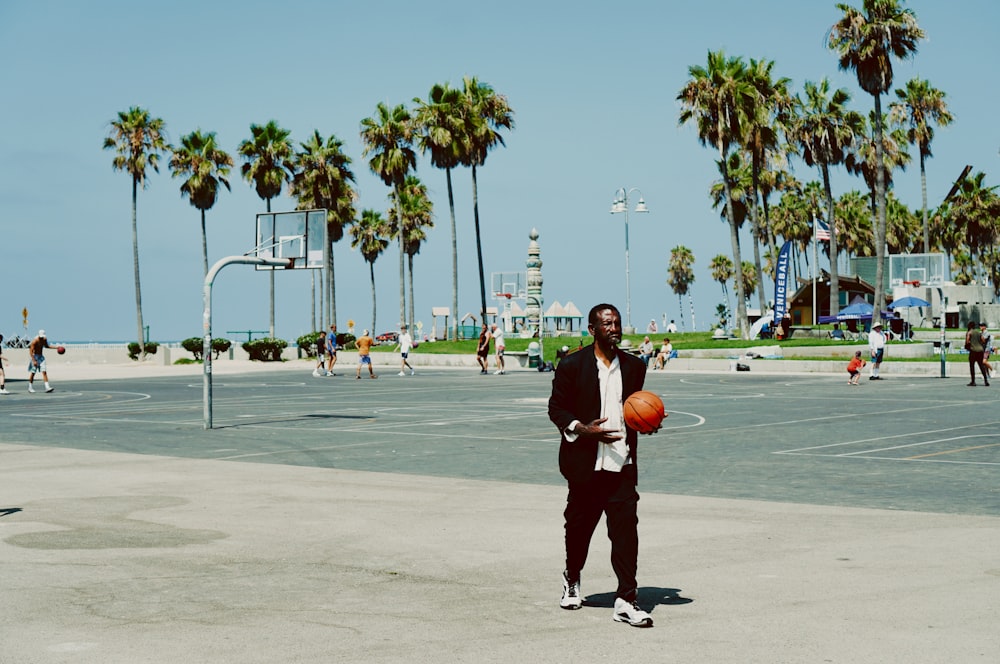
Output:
[980, 322, 994, 379]
[646, 319, 657, 334]
[491, 323, 506, 375]
[868, 322, 886, 380]
[325, 324, 339, 376]
[312, 331, 327, 378]
[0, 334, 9, 394]
[476, 324, 491, 375]
[27, 330, 55, 393]
[397, 324, 415, 376]
[548, 303, 655, 627]
[846, 350, 866, 386]
[965, 321, 989, 387]
[355, 329, 377, 380]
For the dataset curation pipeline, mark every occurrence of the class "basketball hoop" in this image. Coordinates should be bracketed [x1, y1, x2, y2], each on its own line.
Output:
[903, 280, 921, 288]
[502, 293, 512, 300]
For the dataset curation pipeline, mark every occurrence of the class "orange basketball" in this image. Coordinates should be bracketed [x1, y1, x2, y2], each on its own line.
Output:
[57, 346, 66, 355]
[623, 390, 666, 434]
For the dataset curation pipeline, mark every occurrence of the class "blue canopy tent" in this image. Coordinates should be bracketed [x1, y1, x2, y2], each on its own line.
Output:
[818, 298, 875, 324]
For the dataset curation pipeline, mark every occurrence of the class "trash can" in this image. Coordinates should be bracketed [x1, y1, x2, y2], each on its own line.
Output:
[527, 341, 541, 368]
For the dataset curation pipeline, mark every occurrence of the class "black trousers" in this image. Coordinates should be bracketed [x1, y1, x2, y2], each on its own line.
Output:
[564, 465, 639, 602]
[969, 351, 988, 382]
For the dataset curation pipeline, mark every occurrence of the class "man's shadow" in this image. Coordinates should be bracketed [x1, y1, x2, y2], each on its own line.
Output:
[1, 508, 22, 518]
[584, 587, 692, 612]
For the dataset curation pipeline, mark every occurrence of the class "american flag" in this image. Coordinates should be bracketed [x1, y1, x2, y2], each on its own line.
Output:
[816, 219, 831, 241]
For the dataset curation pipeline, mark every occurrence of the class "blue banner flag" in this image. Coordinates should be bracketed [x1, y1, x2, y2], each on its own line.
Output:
[773, 241, 792, 325]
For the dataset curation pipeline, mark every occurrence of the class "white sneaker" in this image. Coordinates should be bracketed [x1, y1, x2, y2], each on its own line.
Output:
[560, 571, 582, 610]
[0, 388, 9, 395]
[613, 597, 653, 627]
[325, 372, 334, 377]
[312, 369, 321, 377]
[410, 369, 415, 376]
[398, 372, 406, 376]
[28, 386, 35, 393]
[45, 386, 54, 393]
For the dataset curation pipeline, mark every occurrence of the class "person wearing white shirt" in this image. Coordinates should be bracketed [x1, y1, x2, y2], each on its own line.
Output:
[547, 303, 656, 628]
[397, 325, 414, 376]
[868, 321, 886, 380]
[491, 324, 506, 375]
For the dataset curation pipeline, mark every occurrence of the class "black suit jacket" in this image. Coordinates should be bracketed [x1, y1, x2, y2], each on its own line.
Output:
[548, 344, 647, 485]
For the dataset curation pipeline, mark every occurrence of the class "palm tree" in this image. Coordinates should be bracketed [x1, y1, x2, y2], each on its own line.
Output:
[709, 254, 735, 328]
[169, 129, 233, 276]
[237, 120, 296, 338]
[461, 76, 515, 322]
[360, 102, 416, 329]
[792, 78, 864, 318]
[945, 172, 1000, 285]
[834, 189, 873, 259]
[845, 112, 912, 256]
[103, 106, 168, 359]
[678, 50, 756, 338]
[413, 82, 465, 340]
[290, 130, 357, 329]
[742, 58, 792, 310]
[350, 209, 390, 333]
[889, 77, 953, 253]
[389, 175, 434, 332]
[829, 0, 924, 318]
[667, 245, 696, 331]
[740, 261, 759, 308]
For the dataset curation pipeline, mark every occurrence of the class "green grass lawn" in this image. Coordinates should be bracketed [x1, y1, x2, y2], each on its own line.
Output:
[358, 328, 969, 365]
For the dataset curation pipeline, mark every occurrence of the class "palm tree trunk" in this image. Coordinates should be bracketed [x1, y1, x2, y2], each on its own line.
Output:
[200, 209, 209, 277]
[471, 164, 487, 324]
[919, 150, 929, 253]
[447, 168, 458, 341]
[688, 294, 696, 331]
[872, 92, 888, 319]
[395, 194, 406, 330]
[329, 246, 337, 329]
[369, 263, 377, 335]
[750, 159, 767, 310]
[822, 165, 840, 319]
[677, 295, 685, 331]
[131, 177, 146, 359]
[407, 253, 415, 334]
[719, 147, 748, 338]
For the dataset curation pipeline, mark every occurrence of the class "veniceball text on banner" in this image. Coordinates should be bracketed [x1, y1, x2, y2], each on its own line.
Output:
[773, 241, 791, 325]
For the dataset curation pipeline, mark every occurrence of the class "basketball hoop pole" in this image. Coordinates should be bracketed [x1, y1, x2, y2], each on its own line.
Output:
[203, 255, 291, 430]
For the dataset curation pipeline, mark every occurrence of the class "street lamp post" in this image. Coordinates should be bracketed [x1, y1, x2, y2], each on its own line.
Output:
[610, 187, 649, 332]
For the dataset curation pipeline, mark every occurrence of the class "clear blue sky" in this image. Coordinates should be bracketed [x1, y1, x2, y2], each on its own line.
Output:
[1, 0, 996, 342]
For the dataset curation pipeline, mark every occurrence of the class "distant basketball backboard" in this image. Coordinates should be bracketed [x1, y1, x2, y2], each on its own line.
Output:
[254, 209, 326, 270]
[888, 253, 946, 287]
[490, 271, 527, 299]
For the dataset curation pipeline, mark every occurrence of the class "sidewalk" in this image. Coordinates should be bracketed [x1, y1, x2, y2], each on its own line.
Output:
[3, 443, 997, 663]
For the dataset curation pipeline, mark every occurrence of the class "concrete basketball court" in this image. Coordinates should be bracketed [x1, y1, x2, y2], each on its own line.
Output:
[2, 361, 998, 662]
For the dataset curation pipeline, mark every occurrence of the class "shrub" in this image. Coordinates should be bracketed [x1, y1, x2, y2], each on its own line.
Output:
[242, 337, 287, 362]
[181, 337, 233, 360]
[127, 341, 159, 361]
[296, 331, 325, 358]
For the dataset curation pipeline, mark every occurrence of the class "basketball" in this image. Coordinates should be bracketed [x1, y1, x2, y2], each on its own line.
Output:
[623, 390, 666, 434]
[57, 346, 66, 355]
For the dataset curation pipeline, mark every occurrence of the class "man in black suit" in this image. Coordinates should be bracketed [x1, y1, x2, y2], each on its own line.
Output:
[548, 303, 654, 627]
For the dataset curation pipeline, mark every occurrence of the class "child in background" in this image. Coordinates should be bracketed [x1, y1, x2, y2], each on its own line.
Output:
[847, 350, 866, 386]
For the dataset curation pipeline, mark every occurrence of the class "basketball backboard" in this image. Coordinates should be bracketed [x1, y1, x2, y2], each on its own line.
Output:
[888, 253, 946, 288]
[490, 271, 527, 299]
[254, 209, 326, 270]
